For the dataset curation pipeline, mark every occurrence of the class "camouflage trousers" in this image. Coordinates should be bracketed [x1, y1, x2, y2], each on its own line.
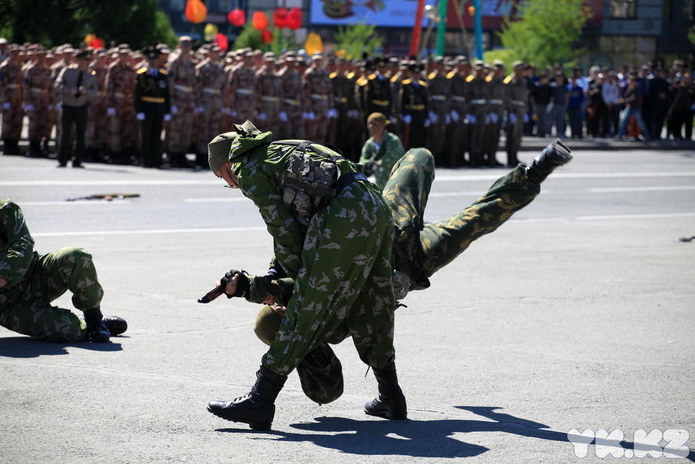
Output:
[262, 181, 396, 375]
[2, 99, 23, 140]
[0, 247, 104, 342]
[383, 147, 541, 291]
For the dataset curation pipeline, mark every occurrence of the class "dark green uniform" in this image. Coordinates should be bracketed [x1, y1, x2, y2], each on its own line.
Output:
[0, 199, 103, 342]
[229, 126, 396, 375]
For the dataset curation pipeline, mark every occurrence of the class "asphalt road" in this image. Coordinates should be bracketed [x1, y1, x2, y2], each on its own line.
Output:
[1, 146, 694, 464]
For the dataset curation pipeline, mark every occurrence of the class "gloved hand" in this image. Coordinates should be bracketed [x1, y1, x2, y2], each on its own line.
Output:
[348, 109, 359, 119]
[524, 113, 530, 123]
[220, 107, 230, 115]
[24, 104, 35, 112]
[509, 113, 517, 125]
[164, 113, 172, 122]
[465, 114, 476, 124]
[489, 113, 498, 124]
[424, 118, 431, 127]
[230, 110, 238, 117]
[278, 111, 288, 122]
[2, 102, 11, 110]
[137, 112, 145, 121]
[445, 114, 451, 124]
[195, 106, 204, 114]
[450, 109, 460, 122]
[403, 114, 412, 124]
[55, 102, 62, 110]
[302, 112, 310, 120]
[308, 112, 316, 120]
[107, 107, 116, 116]
[258, 112, 267, 121]
[428, 111, 438, 123]
[170, 105, 178, 115]
[546, 102, 554, 114]
[327, 108, 338, 119]
[222, 269, 249, 298]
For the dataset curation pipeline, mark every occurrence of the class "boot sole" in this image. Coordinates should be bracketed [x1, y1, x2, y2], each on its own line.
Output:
[207, 405, 272, 431]
[364, 408, 408, 420]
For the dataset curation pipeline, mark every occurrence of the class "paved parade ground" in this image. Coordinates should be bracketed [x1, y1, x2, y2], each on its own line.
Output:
[1, 145, 694, 463]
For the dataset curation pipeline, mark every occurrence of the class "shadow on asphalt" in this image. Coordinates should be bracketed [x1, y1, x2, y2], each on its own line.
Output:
[216, 406, 695, 460]
[0, 336, 124, 358]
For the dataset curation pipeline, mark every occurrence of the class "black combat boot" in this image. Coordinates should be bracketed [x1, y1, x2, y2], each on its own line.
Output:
[364, 361, 408, 420]
[525, 138, 573, 183]
[208, 366, 288, 431]
[103, 316, 128, 336]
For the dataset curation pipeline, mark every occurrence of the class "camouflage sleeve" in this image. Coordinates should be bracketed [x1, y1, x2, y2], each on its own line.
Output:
[0, 200, 36, 288]
[359, 139, 375, 164]
[246, 276, 295, 306]
[381, 133, 404, 167]
[237, 158, 304, 279]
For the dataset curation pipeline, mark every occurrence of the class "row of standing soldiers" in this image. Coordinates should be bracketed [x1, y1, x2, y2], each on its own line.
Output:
[1, 40, 530, 168]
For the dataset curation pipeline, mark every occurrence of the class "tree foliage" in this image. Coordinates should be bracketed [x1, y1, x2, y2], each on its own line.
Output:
[0, 0, 176, 49]
[334, 23, 383, 60]
[498, 0, 592, 69]
[232, 23, 266, 52]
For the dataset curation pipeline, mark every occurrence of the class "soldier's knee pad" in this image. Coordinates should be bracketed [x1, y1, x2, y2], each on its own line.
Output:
[253, 305, 282, 346]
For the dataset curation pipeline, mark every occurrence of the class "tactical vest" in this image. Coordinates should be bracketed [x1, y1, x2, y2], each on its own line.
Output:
[275, 141, 366, 228]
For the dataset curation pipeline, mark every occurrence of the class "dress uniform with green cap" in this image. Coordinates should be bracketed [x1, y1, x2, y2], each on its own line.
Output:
[205, 121, 406, 430]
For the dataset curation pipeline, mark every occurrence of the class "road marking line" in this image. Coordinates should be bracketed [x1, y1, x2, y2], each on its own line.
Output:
[3, 172, 695, 186]
[590, 186, 695, 193]
[30, 212, 695, 237]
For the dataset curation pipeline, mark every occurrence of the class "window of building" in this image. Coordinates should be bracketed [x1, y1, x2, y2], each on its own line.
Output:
[609, 0, 637, 19]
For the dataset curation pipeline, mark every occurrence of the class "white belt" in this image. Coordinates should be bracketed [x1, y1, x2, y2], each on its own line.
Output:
[470, 99, 486, 104]
[310, 94, 328, 100]
[114, 92, 126, 98]
[202, 88, 221, 94]
[284, 98, 301, 106]
[30, 88, 47, 94]
[489, 99, 503, 104]
[451, 96, 465, 102]
[261, 96, 280, 102]
[174, 84, 193, 92]
[430, 95, 446, 101]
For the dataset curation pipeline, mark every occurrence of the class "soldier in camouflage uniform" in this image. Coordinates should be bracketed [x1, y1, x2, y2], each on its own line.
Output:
[0, 199, 127, 343]
[248, 139, 573, 405]
[447, 56, 470, 166]
[464, 60, 490, 167]
[105, 48, 137, 164]
[303, 52, 332, 143]
[23, 49, 53, 158]
[167, 36, 197, 168]
[85, 49, 110, 163]
[277, 52, 304, 140]
[426, 57, 451, 166]
[255, 53, 283, 140]
[484, 61, 507, 167]
[505, 61, 529, 166]
[226, 49, 257, 127]
[0, 45, 24, 156]
[205, 121, 405, 430]
[194, 45, 227, 168]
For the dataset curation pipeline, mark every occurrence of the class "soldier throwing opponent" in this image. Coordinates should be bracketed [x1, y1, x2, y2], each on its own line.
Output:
[203, 136, 573, 408]
[0, 199, 127, 343]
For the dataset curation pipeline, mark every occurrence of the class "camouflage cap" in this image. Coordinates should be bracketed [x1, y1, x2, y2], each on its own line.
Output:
[208, 131, 238, 174]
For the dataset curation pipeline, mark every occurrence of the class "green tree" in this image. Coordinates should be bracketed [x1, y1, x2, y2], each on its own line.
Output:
[0, 0, 176, 49]
[233, 23, 266, 52]
[497, 0, 592, 69]
[334, 23, 383, 60]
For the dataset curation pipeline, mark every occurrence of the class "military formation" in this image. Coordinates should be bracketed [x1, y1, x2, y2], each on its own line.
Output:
[0, 37, 539, 169]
